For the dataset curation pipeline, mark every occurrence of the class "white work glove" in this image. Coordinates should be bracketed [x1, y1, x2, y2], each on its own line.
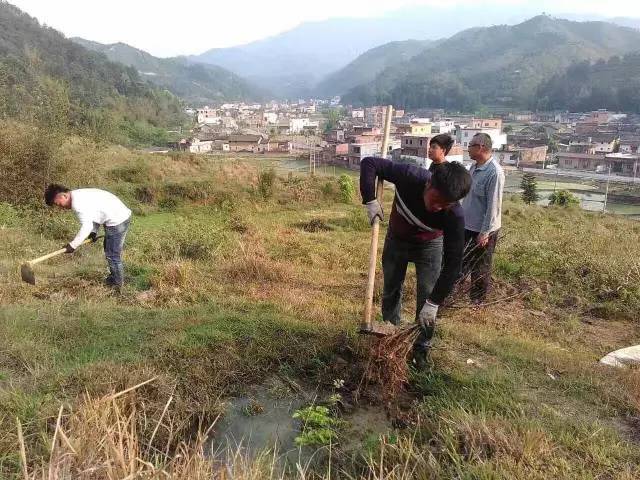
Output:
[417, 300, 438, 330]
[365, 200, 384, 225]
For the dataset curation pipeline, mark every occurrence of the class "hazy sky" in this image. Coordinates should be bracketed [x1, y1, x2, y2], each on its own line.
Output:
[9, 0, 640, 57]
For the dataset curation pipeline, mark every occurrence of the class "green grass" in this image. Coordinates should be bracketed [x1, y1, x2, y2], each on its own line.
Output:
[1, 151, 639, 478]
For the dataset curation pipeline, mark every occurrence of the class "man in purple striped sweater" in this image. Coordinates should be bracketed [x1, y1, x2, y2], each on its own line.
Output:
[360, 157, 471, 367]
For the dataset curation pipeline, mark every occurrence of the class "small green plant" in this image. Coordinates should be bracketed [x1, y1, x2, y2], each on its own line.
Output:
[549, 189, 579, 207]
[520, 172, 539, 204]
[257, 169, 276, 200]
[338, 174, 355, 203]
[293, 405, 339, 447]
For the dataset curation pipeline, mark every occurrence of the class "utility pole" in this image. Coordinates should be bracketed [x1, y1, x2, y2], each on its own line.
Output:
[603, 162, 611, 213]
[308, 137, 312, 176]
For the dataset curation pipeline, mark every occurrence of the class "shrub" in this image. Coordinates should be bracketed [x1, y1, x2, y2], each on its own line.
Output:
[141, 217, 230, 262]
[109, 161, 156, 184]
[0, 121, 63, 206]
[0, 203, 21, 227]
[549, 190, 579, 207]
[338, 174, 356, 203]
[134, 185, 158, 204]
[257, 169, 276, 200]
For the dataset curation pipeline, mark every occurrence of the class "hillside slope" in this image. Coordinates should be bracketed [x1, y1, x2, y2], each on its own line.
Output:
[343, 16, 640, 109]
[535, 53, 640, 112]
[72, 38, 266, 104]
[315, 39, 433, 97]
[0, 2, 184, 144]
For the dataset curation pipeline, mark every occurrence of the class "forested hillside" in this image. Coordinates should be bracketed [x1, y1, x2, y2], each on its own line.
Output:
[535, 53, 640, 112]
[343, 16, 640, 110]
[72, 38, 266, 105]
[0, 2, 185, 145]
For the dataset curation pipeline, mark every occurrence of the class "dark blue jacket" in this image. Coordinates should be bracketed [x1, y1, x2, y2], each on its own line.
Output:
[360, 156, 465, 304]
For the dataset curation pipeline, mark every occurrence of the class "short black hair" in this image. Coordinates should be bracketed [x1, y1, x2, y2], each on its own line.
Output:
[430, 134, 455, 155]
[430, 161, 471, 202]
[44, 184, 69, 206]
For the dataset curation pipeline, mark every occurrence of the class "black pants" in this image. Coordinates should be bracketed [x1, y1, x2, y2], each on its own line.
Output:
[462, 229, 499, 303]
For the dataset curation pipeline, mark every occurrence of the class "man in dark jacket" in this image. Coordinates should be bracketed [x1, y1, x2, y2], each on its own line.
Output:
[360, 157, 471, 366]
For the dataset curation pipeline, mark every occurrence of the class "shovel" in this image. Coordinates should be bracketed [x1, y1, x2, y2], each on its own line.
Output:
[360, 105, 396, 337]
[20, 237, 100, 285]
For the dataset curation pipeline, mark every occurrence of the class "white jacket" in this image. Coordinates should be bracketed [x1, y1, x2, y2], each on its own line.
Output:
[70, 189, 131, 249]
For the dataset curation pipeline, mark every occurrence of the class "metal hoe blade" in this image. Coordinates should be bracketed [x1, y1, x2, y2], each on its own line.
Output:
[359, 321, 397, 337]
[20, 263, 36, 285]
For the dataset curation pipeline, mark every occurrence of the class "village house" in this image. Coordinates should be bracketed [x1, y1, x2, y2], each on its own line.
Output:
[347, 139, 400, 169]
[395, 119, 432, 136]
[557, 152, 605, 171]
[364, 106, 386, 126]
[228, 134, 268, 153]
[569, 135, 618, 154]
[188, 138, 213, 154]
[401, 135, 431, 158]
[269, 140, 293, 154]
[557, 152, 639, 177]
[263, 112, 278, 124]
[325, 129, 345, 143]
[431, 120, 456, 134]
[470, 118, 503, 130]
[606, 153, 639, 177]
[619, 135, 640, 154]
[496, 145, 548, 168]
[351, 108, 365, 119]
[321, 143, 349, 166]
[196, 107, 221, 125]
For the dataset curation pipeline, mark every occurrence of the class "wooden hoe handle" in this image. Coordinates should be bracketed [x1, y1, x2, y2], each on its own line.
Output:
[361, 105, 393, 332]
[28, 237, 96, 266]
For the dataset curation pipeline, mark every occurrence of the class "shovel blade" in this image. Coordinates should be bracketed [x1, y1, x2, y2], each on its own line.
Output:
[359, 321, 397, 337]
[20, 263, 35, 285]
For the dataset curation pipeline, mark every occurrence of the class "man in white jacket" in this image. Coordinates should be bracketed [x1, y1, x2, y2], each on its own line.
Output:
[45, 184, 132, 288]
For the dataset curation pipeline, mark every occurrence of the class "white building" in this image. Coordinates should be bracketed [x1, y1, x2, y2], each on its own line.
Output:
[189, 139, 213, 154]
[431, 120, 456, 134]
[263, 112, 278, 124]
[196, 107, 220, 124]
[351, 109, 365, 119]
[289, 118, 312, 134]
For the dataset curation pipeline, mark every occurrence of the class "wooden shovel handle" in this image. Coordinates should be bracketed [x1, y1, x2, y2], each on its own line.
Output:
[362, 178, 385, 331]
[361, 105, 393, 332]
[28, 237, 99, 266]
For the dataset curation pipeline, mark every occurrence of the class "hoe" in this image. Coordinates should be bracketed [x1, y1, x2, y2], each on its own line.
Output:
[20, 237, 99, 285]
[360, 105, 397, 338]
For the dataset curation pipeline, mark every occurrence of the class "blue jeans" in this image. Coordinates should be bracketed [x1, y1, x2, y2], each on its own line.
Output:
[103, 218, 130, 286]
[381, 234, 443, 350]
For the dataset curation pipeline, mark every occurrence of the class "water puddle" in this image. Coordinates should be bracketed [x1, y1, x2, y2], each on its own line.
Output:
[206, 376, 393, 471]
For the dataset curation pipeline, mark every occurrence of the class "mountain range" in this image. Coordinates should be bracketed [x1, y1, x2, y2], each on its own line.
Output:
[341, 15, 640, 110]
[189, 5, 640, 99]
[71, 38, 266, 104]
[190, 3, 546, 98]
